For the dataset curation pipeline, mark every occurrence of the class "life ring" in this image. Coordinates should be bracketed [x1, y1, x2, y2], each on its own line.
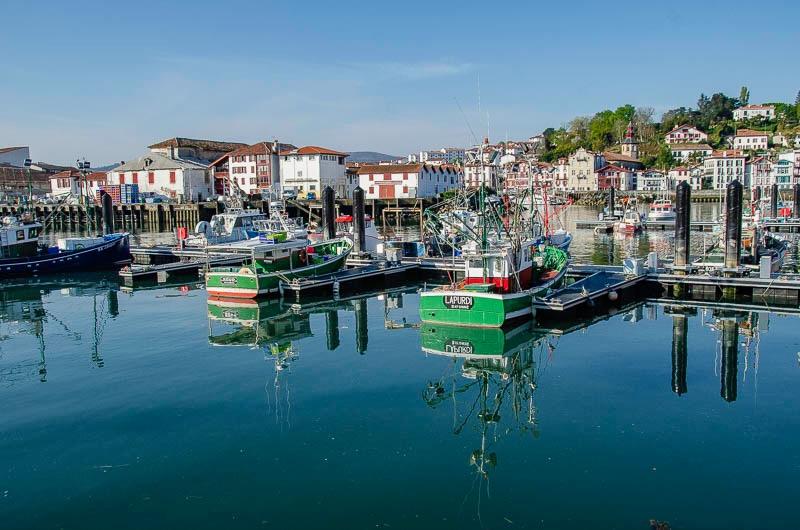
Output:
[298, 249, 307, 264]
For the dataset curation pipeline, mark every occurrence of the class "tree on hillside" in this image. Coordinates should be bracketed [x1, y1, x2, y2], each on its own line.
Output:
[697, 92, 737, 127]
[796, 90, 800, 118]
[654, 144, 676, 170]
[568, 116, 590, 146]
[633, 107, 656, 143]
[739, 86, 750, 106]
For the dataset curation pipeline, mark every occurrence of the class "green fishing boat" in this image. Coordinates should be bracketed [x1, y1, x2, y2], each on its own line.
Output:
[420, 321, 540, 358]
[206, 237, 352, 299]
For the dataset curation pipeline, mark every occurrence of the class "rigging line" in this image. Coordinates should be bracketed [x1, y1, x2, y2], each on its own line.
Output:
[454, 97, 480, 147]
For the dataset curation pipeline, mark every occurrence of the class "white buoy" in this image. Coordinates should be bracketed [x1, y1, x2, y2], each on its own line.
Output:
[608, 290, 619, 302]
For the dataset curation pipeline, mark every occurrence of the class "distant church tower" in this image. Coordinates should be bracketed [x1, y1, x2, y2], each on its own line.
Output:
[621, 120, 639, 160]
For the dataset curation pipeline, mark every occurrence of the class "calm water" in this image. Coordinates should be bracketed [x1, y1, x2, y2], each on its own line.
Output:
[1, 275, 799, 529]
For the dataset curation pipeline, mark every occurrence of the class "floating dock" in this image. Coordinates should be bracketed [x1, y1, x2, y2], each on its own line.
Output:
[120, 255, 245, 283]
[279, 262, 419, 300]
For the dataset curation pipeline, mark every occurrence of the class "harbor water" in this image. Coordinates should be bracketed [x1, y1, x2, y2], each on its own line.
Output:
[2, 208, 799, 529]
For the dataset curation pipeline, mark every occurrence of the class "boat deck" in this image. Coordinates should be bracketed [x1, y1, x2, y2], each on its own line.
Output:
[533, 267, 646, 313]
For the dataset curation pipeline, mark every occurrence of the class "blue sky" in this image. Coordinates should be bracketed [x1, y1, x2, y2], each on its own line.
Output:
[1, 0, 798, 165]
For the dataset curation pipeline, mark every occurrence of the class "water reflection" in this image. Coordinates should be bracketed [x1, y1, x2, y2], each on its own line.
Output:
[0, 275, 120, 384]
[419, 322, 556, 511]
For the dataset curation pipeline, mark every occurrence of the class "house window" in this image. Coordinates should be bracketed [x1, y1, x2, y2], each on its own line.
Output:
[369, 186, 374, 194]
[119, 173, 126, 184]
[169, 171, 176, 184]
[403, 173, 408, 180]
[132, 172, 138, 184]
[250, 178, 256, 185]
[369, 175, 374, 181]
[403, 186, 409, 193]
[148, 172, 155, 184]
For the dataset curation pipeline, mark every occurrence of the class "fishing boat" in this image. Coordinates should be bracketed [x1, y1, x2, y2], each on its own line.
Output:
[185, 208, 267, 247]
[648, 199, 676, 221]
[615, 209, 643, 234]
[419, 239, 569, 327]
[205, 237, 353, 298]
[0, 215, 130, 277]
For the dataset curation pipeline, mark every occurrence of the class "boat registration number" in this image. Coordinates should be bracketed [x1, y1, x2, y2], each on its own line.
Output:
[220, 276, 238, 285]
[445, 339, 474, 355]
[443, 295, 473, 309]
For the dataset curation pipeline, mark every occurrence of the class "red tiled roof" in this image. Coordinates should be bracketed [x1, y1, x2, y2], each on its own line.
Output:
[735, 129, 768, 137]
[669, 143, 712, 150]
[49, 168, 81, 179]
[709, 150, 745, 158]
[280, 146, 349, 156]
[603, 152, 640, 163]
[738, 105, 774, 110]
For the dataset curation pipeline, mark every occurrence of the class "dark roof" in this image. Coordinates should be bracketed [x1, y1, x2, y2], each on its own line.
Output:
[0, 146, 27, 154]
[148, 137, 248, 152]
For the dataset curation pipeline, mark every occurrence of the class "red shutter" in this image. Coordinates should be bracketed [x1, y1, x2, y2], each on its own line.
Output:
[119, 173, 126, 184]
[132, 172, 138, 184]
[169, 171, 176, 184]
[369, 186, 374, 194]
[148, 172, 155, 184]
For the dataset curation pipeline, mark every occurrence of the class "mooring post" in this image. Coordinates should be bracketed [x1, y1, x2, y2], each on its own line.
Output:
[721, 318, 739, 403]
[607, 186, 615, 217]
[671, 314, 688, 396]
[674, 181, 691, 276]
[322, 186, 336, 240]
[723, 180, 743, 279]
[101, 191, 114, 235]
[793, 183, 800, 219]
[770, 183, 779, 218]
[353, 186, 366, 255]
[354, 298, 368, 354]
[325, 310, 340, 351]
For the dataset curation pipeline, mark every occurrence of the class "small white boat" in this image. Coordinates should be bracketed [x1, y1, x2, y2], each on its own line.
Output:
[649, 199, 676, 221]
[615, 210, 643, 234]
[185, 208, 267, 247]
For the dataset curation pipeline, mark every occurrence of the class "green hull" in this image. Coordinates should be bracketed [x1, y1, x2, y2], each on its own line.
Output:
[206, 239, 352, 299]
[420, 321, 536, 357]
[419, 290, 533, 328]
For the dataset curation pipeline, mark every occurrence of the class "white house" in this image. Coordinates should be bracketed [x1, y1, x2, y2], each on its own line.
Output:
[108, 152, 211, 202]
[214, 141, 282, 197]
[279, 146, 348, 197]
[595, 164, 636, 191]
[566, 148, 605, 191]
[733, 129, 769, 151]
[670, 143, 713, 162]
[704, 150, 747, 189]
[464, 162, 500, 189]
[771, 159, 793, 189]
[664, 125, 708, 145]
[638, 169, 668, 191]
[50, 170, 107, 198]
[0, 146, 30, 167]
[733, 104, 775, 121]
[748, 156, 772, 190]
[357, 163, 462, 199]
[669, 165, 704, 190]
[411, 147, 466, 165]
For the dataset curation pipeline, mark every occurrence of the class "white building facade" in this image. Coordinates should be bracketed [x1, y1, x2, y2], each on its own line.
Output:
[357, 163, 462, 199]
[108, 153, 211, 202]
[670, 143, 713, 162]
[704, 150, 747, 190]
[733, 105, 775, 121]
[733, 129, 769, 151]
[664, 125, 708, 145]
[280, 146, 348, 196]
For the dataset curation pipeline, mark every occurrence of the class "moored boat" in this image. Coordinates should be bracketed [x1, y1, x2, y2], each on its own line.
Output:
[0, 215, 130, 277]
[205, 237, 353, 298]
[648, 199, 676, 221]
[419, 241, 569, 328]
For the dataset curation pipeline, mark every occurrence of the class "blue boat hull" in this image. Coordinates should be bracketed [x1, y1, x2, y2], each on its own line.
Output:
[0, 234, 131, 278]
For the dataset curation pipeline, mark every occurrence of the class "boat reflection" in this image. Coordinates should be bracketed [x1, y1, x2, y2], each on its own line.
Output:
[0, 274, 120, 384]
[420, 321, 556, 505]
